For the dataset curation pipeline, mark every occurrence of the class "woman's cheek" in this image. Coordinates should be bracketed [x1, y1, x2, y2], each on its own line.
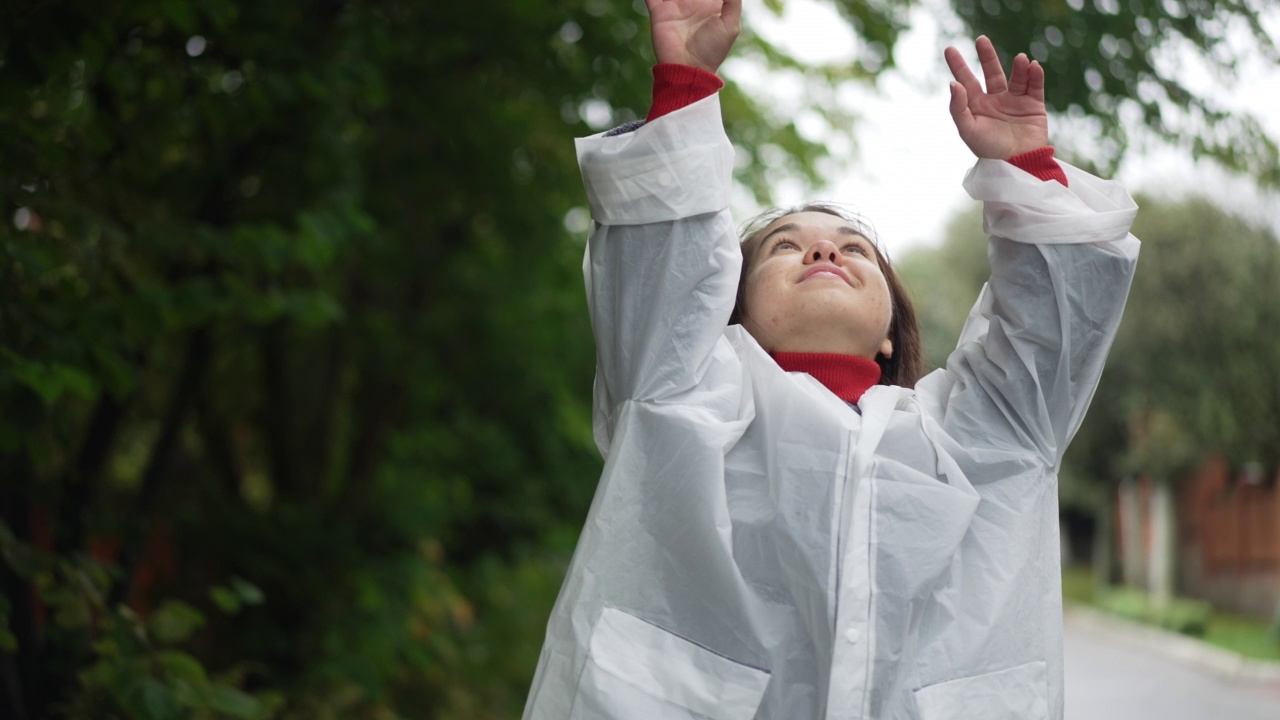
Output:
[743, 271, 775, 319]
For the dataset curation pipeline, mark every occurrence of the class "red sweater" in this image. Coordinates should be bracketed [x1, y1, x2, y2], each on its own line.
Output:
[772, 352, 882, 403]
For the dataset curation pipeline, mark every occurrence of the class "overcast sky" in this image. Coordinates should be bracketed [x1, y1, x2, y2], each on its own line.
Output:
[730, 0, 1280, 257]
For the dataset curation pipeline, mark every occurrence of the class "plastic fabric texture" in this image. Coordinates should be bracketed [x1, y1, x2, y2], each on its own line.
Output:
[524, 95, 1139, 720]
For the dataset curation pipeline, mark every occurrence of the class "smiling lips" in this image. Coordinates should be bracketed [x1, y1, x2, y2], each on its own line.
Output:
[800, 264, 853, 285]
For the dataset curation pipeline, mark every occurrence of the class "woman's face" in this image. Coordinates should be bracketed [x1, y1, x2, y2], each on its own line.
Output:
[740, 211, 894, 359]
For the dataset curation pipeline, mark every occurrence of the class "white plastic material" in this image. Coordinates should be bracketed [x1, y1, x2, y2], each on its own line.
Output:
[572, 607, 771, 720]
[913, 660, 1049, 720]
[524, 94, 1139, 720]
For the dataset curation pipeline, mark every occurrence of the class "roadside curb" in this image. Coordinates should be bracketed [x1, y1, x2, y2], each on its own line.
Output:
[1064, 603, 1280, 687]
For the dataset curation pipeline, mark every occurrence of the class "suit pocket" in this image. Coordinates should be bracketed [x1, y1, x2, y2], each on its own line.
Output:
[913, 660, 1048, 720]
[569, 607, 770, 720]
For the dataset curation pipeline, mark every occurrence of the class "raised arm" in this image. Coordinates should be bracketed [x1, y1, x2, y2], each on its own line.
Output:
[918, 38, 1140, 465]
[580, 1, 743, 455]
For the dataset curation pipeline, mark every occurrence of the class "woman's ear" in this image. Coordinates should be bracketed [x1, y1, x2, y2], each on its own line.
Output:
[879, 336, 894, 359]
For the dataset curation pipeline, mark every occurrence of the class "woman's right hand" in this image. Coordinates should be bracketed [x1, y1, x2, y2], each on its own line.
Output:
[943, 36, 1050, 159]
[646, 0, 741, 74]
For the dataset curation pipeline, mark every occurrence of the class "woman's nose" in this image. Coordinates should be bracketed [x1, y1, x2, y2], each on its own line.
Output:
[804, 239, 840, 264]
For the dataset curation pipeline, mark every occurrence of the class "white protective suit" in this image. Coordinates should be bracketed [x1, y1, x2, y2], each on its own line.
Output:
[524, 94, 1139, 720]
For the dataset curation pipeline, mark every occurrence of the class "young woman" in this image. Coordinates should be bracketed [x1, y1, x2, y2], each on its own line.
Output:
[525, 1, 1139, 718]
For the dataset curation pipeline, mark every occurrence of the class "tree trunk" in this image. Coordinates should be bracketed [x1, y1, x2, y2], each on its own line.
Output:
[1092, 497, 1115, 593]
[1149, 477, 1176, 609]
[113, 328, 210, 606]
[1119, 476, 1145, 588]
[56, 392, 128, 554]
[0, 454, 36, 720]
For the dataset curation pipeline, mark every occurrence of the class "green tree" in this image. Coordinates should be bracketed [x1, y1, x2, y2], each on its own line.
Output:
[1112, 196, 1280, 472]
[949, 0, 1280, 182]
[895, 204, 988, 372]
[1080, 195, 1280, 602]
[2, 2, 619, 717]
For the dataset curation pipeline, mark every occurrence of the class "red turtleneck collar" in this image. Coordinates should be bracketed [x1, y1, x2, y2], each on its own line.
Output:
[772, 352, 881, 403]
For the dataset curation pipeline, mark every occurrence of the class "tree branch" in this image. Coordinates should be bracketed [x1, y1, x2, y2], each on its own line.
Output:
[258, 321, 298, 496]
[111, 328, 210, 605]
[0, 454, 37, 720]
[55, 393, 128, 554]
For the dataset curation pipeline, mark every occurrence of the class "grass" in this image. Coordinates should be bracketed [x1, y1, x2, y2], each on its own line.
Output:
[1061, 565, 1280, 663]
[1204, 611, 1280, 662]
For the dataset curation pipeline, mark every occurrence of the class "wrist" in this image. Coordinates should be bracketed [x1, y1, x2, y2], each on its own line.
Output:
[656, 54, 718, 74]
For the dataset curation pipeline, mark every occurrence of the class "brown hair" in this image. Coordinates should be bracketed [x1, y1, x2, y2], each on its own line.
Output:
[729, 202, 925, 388]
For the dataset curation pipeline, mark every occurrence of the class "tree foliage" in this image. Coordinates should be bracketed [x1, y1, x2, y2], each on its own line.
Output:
[1090, 194, 1280, 479]
[3, 0, 1280, 718]
[1, 1, 628, 716]
[895, 205, 988, 373]
[747, 0, 1280, 182]
[947, 0, 1280, 182]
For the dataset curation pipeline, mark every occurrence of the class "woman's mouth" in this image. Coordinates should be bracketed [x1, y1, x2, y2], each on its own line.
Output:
[800, 265, 852, 285]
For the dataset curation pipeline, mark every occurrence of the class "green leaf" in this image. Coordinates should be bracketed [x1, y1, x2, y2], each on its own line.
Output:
[2, 351, 96, 405]
[210, 586, 241, 614]
[139, 676, 181, 720]
[47, 589, 93, 629]
[200, 0, 240, 31]
[149, 601, 206, 644]
[0, 627, 17, 653]
[230, 577, 265, 606]
[91, 636, 120, 658]
[157, 650, 209, 684]
[297, 212, 339, 270]
[12, 549, 54, 583]
[205, 685, 264, 718]
[162, 0, 199, 34]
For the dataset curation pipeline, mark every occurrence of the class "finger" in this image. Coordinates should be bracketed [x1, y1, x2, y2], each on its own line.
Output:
[1026, 60, 1046, 103]
[948, 81, 976, 138]
[721, 0, 743, 30]
[1008, 53, 1029, 95]
[975, 36, 1007, 94]
[944, 46, 984, 101]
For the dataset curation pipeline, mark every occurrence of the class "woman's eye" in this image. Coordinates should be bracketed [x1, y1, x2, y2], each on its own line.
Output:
[772, 239, 799, 251]
[843, 244, 868, 256]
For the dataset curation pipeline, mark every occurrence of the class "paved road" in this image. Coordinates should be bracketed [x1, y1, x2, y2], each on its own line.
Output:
[1065, 624, 1280, 720]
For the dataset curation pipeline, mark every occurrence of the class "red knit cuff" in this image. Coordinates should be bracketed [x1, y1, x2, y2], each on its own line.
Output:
[646, 64, 725, 123]
[1005, 146, 1068, 187]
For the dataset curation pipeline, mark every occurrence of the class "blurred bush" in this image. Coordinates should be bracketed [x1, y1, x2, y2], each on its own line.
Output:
[1095, 586, 1213, 638]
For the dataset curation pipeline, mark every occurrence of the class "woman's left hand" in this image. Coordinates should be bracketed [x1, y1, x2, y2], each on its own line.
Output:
[944, 36, 1049, 159]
